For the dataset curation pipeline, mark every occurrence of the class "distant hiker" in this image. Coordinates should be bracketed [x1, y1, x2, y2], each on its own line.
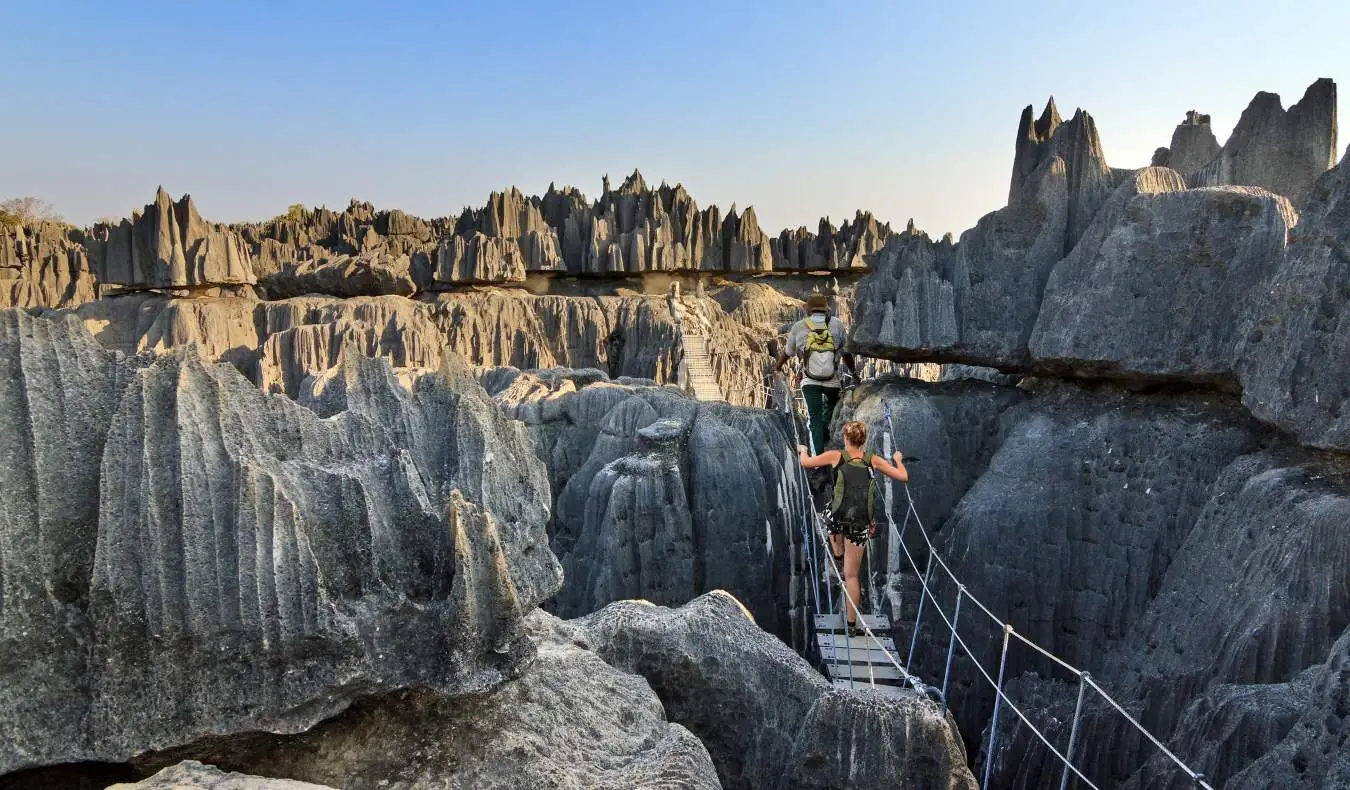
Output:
[798, 420, 908, 636]
[774, 293, 853, 455]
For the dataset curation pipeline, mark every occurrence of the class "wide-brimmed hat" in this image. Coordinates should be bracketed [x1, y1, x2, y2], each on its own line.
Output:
[805, 294, 829, 312]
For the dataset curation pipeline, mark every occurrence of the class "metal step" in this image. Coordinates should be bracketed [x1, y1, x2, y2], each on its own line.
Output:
[816, 631, 897, 653]
[814, 613, 890, 632]
[831, 678, 911, 697]
[817, 642, 900, 665]
[827, 662, 906, 681]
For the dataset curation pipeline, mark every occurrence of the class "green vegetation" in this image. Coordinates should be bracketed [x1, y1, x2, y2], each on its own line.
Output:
[0, 197, 62, 227]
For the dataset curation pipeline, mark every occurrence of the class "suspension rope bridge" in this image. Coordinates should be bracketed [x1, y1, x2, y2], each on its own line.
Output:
[773, 373, 1214, 790]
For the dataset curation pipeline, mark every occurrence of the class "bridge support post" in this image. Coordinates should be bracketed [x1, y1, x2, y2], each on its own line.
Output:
[1060, 672, 1088, 790]
[905, 557, 934, 676]
[982, 624, 1013, 790]
[941, 586, 964, 712]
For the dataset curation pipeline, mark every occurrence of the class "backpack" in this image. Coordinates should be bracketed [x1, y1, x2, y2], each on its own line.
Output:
[830, 450, 876, 527]
[801, 316, 838, 382]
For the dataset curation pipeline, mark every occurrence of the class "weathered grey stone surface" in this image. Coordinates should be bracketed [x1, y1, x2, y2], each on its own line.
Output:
[1188, 78, 1338, 204]
[141, 611, 722, 790]
[1162, 110, 1222, 176]
[578, 592, 977, 790]
[489, 375, 811, 641]
[0, 310, 135, 772]
[0, 310, 561, 774]
[68, 289, 686, 400]
[260, 253, 416, 299]
[842, 377, 1350, 788]
[771, 211, 891, 271]
[89, 188, 256, 290]
[110, 761, 336, 790]
[0, 220, 100, 308]
[1240, 146, 1350, 450]
[1031, 174, 1296, 386]
[853, 107, 1122, 367]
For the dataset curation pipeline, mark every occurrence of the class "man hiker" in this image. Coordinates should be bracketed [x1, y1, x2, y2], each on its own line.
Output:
[798, 420, 908, 636]
[774, 293, 853, 456]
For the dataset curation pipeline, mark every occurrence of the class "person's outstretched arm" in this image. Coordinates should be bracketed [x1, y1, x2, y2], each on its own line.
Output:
[798, 446, 840, 469]
[872, 451, 909, 482]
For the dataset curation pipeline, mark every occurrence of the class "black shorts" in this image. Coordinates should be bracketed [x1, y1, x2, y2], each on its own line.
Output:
[829, 518, 873, 546]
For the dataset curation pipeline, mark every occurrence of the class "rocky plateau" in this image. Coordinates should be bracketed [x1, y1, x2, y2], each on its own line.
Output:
[0, 75, 1345, 789]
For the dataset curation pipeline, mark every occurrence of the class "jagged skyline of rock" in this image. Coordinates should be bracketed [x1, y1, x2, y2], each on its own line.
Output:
[5, 1, 1346, 238]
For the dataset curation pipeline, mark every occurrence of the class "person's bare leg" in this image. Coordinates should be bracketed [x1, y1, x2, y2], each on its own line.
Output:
[843, 538, 865, 627]
[831, 533, 844, 564]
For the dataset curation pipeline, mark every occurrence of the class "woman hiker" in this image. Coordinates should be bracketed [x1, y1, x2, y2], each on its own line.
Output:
[797, 420, 908, 636]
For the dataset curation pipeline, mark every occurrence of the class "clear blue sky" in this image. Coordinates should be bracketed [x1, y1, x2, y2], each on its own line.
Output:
[2, 1, 1345, 237]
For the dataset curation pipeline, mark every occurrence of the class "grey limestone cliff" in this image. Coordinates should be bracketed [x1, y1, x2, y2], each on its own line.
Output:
[1187, 78, 1338, 205]
[0, 309, 561, 773]
[129, 610, 723, 790]
[578, 592, 978, 790]
[487, 372, 812, 642]
[837, 375, 1350, 788]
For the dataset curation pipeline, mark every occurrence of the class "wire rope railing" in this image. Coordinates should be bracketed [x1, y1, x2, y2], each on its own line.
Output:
[773, 368, 1214, 790]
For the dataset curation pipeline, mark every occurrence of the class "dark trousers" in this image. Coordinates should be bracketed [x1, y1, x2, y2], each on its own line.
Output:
[802, 384, 840, 455]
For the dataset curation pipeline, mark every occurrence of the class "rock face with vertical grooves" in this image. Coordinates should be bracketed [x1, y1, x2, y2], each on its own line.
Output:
[577, 592, 978, 790]
[853, 80, 1340, 384]
[259, 253, 416, 299]
[841, 376, 1350, 788]
[1161, 110, 1223, 176]
[852, 103, 1124, 368]
[130, 611, 723, 790]
[1187, 78, 1338, 205]
[1030, 174, 1297, 386]
[0, 221, 100, 308]
[0, 309, 135, 771]
[1239, 145, 1350, 451]
[88, 188, 256, 290]
[69, 289, 688, 401]
[0, 309, 562, 773]
[486, 373, 812, 642]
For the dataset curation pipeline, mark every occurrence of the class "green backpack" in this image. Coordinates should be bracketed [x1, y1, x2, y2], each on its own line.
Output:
[802, 316, 838, 382]
[831, 450, 876, 526]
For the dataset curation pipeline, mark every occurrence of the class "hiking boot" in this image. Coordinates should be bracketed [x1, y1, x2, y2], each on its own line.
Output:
[847, 621, 865, 638]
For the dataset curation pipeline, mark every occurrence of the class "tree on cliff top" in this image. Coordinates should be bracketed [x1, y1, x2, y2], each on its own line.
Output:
[0, 197, 62, 227]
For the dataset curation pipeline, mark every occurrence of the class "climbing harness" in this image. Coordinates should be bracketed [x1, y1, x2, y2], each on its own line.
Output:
[774, 368, 1217, 789]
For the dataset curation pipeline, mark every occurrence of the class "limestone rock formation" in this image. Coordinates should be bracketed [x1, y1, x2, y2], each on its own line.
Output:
[0, 310, 561, 773]
[70, 289, 684, 401]
[578, 592, 977, 790]
[1161, 110, 1222, 176]
[0, 310, 135, 772]
[853, 105, 1123, 367]
[238, 200, 445, 282]
[259, 253, 416, 299]
[1240, 145, 1350, 450]
[1030, 172, 1297, 386]
[139, 611, 722, 790]
[838, 375, 1350, 788]
[416, 188, 565, 286]
[1188, 78, 1338, 204]
[0, 220, 100, 308]
[772, 212, 892, 271]
[111, 762, 337, 790]
[487, 373, 812, 641]
[89, 188, 256, 291]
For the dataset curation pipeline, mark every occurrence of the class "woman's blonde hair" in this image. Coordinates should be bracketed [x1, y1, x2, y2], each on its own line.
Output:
[842, 420, 867, 448]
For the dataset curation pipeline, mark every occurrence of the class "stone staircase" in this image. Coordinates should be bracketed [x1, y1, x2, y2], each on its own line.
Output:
[675, 293, 729, 399]
[683, 332, 725, 402]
